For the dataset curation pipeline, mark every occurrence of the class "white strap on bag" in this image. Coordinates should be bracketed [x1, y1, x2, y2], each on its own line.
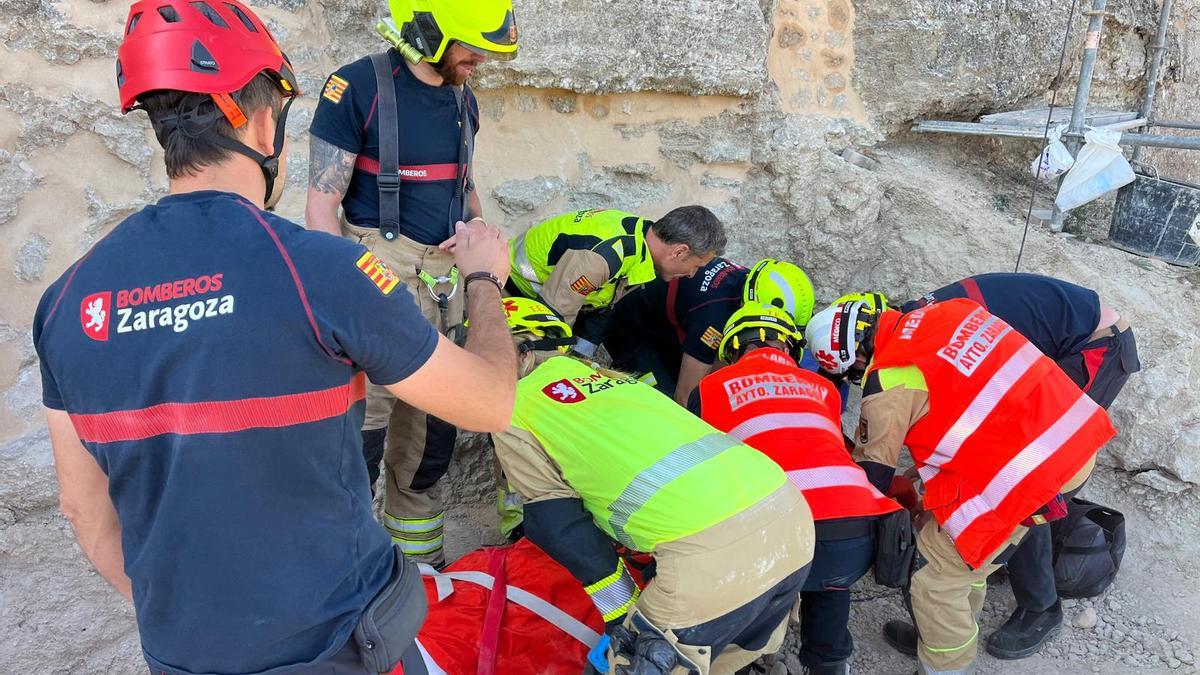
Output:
[418, 564, 603, 649]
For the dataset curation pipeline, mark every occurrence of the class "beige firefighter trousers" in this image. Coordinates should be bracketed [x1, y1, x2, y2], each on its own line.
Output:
[344, 221, 464, 566]
[615, 484, 816, 674]
[911, 458, 1095, 673]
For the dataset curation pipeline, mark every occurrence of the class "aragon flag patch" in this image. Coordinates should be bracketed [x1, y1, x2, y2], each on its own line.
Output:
[356, 252, 400, 295]
[700, 326, 723, 350]
[570, 275, 597, 296]
[322, 75, 349, 104]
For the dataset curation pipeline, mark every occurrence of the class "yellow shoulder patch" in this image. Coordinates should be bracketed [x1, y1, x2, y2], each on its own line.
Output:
[322, 74, 349, 104]
[699, 326, 723, 350]
[877, 365, 928, 392]
[356, 252, 400, 295]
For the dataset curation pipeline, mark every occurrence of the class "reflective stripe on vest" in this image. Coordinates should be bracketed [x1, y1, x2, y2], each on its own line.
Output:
[869, 300, 1115, 568]
[696, 348, 900, 522]
[584, 558, 640, 622]
[942, 393, 1100, 538]
[608, 433, 740, 549]
[511, 231, 541, 290]
[728, 412, 842, 445]
[787, 465, 889, 499]
[512, 357, 784, 552]
[918, 342, 1041, 484]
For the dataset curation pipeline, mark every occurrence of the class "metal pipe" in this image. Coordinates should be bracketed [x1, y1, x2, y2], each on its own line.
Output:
[913, 118, 1148, 139]
[1051, 0, 1109, 232]
[1119, 132, 1200, 150]
[1132, 0, 1175, 162]
[1151, 119, 1200, 130]
[912, 120, 1072, 140]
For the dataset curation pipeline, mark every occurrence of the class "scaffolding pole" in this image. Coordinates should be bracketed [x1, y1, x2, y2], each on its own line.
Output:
[1132, 0, 1175, 162]
[1153, 119, 1200, 130]
[1120, 132, 1200, 150]
[1050, 0, 1109, 232]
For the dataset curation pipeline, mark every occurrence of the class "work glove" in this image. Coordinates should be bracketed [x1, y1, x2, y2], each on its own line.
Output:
[887, 474, 919, 514]
[597, 624, 639, 673]
[587, 634, 611, 673]
[616, 631, 678, 675]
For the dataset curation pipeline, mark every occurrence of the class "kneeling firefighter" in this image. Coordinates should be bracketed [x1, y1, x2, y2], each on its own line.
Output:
[695, 304, 903, 675]
[492, 297, 814, 674]
[806, 298, 1117, 674]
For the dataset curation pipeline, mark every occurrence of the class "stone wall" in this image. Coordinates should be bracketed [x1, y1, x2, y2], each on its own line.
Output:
[1, 0, 1197, 490]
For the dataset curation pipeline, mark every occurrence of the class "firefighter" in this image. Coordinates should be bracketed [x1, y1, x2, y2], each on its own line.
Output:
[806, 298, 1116, 674]
[604, 257, 815, 405]
[492, 297, 814, 674]
[305, 0, 519, 566]
[507, 206, 726, 356]
[903, 272, 1139, 659]
[695, 303, 902, 675]
[35, 2, 516, 672]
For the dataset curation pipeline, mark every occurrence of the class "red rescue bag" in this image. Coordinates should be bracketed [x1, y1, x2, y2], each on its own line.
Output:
[400, 539, 606, 675]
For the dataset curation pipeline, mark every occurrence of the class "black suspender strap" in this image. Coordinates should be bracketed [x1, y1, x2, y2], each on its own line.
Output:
[370, 52, 402, 242]
[450, 84, 476, 239]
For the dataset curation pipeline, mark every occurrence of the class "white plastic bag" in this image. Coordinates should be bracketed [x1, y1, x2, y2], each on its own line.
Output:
[1055, 127, 1135, 211]
[1031, 126, 1074, 182]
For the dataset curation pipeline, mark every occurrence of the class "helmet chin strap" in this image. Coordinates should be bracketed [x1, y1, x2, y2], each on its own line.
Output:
[518, 336, 577, 354]
[208, 96, 295, 210]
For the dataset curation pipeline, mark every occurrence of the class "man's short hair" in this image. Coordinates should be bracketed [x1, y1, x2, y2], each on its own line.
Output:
[650, 205, 727, 256]
[139, 72, 282, 179]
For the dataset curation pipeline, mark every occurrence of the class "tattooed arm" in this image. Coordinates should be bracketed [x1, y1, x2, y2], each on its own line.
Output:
[305, 136, 356, 236]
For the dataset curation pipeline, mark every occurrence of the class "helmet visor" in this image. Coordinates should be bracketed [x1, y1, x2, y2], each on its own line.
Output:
[460, 10, 518, 61]
[272, 57, 301, 97]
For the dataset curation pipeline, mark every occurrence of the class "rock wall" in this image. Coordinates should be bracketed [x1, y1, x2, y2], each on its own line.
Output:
[1, 2, 1197, 485]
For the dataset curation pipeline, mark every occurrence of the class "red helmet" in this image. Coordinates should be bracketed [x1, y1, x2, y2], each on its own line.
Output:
[116, 0, 298, 114]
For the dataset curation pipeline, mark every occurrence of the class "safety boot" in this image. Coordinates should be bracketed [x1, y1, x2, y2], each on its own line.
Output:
[883, 619, 918, 657]
[985, 599, 1063, 659]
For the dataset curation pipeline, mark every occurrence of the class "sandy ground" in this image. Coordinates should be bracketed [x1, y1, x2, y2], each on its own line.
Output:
[4, 144, 1198, 673]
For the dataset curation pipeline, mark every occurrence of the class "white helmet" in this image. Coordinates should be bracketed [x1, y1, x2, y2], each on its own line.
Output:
[804, 300, 880, 382]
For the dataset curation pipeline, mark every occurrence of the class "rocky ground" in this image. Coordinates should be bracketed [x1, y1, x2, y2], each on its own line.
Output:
[4, 142, 1199, 674]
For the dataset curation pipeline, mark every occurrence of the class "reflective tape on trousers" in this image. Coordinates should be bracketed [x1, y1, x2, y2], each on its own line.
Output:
[393, 534, 445, 555]
[385, 511, 445, 534]
[607, 433, 740, 549]
[942, 393, 1100, 538]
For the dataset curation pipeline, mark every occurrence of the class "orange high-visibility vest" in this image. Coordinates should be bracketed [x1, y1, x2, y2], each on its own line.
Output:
[871, 299, 1115, 568]
[699, 347, 902, 522]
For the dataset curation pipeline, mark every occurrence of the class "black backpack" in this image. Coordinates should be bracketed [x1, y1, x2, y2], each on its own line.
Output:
[1051, 498, 1126, 598]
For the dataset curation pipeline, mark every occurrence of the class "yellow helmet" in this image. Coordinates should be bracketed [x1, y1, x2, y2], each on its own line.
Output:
[386, 0, 518, 63]
[743, 259, 816, 329]
[502, 297, 575, 353]
[718, 302, 805, 363]
[832, 291, 890, 314]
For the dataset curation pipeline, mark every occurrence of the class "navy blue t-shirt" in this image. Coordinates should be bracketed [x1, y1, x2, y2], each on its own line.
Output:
[611, 257, 749, 365]
[33, 191, 439, 673]
[309, 49, 480, 245]
[902, 272, 1101, 358]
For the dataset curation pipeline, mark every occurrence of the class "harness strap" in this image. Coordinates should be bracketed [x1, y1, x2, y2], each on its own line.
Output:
[451, 84, 476, 238]
[370, 53, 402, 241]
[476, 548, 509, 675]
